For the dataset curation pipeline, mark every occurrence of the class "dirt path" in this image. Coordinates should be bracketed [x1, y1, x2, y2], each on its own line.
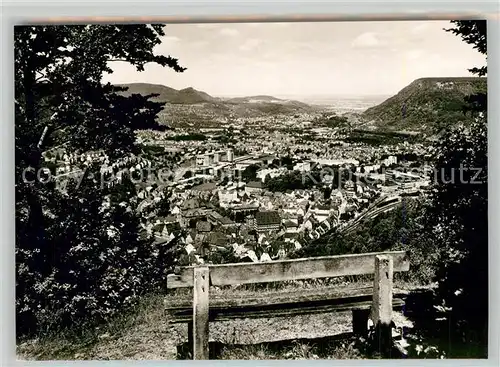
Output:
[181, 311, 411, 345]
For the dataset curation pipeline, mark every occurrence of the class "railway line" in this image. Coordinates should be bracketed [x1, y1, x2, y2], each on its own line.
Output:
[336, 195, 402, 235]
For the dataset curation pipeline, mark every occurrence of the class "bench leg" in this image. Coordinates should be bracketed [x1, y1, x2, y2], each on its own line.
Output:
[187, 321, 193, 359]
[371, 255, 394, 358]
[193, 267, 210, 360]
[373, 323, 393, 358]
[352, 309, 370, 337]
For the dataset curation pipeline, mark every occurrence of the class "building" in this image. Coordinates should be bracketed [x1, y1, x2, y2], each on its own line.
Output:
[312, 158, 360, 166]
[383, 155, 398, 167]
[344, 180, 355, 192]
[283, 220, 299, 234]
[310, 205, 331, 222]
[400, 181, 415, 190]
[254, 211, 281, 233]
[385, 170, 394, 182]
[196, 154, 210, 167]
[196, 149, 232, 167]
[207, 211, 236, 228]
[294, 162, 311, 172]
[196, 221, 212, 233]
[259, 155, 276, 165]
[218, 189, 238, 204]
[256, 167, 287, 182]
[191, 182, 217, 197]
[380, 183, 399, 194]
[245, 181, 264, 195]
[345, 190, 356, 199]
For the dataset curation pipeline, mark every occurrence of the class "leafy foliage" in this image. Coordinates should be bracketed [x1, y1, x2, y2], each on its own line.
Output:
[240, 164, 260, 182]
[345, 129, 420, 146]
[445, 20, 487, 76]
[15, 25, 185, 337]
[419, 115, 488, 351]
[265, 171, 320, 192]
[414, 20, 488, 356]
[314, 113, 350, 129]
[166, 133, 207, 141]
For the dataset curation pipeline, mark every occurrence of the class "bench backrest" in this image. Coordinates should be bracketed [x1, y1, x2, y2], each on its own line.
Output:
[167, 250, 409, 289]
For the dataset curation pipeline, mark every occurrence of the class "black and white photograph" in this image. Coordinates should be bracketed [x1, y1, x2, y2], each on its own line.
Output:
[15, 19, 488, 360]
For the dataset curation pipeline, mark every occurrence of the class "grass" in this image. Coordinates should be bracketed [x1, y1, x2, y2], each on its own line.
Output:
[218, 337, 365, 360]
[17, 293, 179, 360]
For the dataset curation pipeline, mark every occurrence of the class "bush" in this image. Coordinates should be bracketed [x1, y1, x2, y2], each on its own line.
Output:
[421, 118, 488, 352]
[16, 172, 181, 337]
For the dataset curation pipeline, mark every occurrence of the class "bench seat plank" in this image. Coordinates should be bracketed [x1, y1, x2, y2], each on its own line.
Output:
[166, 285, 374, 308]
[167, 298, 405, 323]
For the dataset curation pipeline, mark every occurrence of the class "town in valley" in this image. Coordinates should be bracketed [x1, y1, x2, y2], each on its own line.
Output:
[47, 95, 437, 266]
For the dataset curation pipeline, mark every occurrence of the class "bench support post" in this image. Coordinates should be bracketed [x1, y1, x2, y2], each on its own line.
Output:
[352, 309, 370, 337]
[186, 321, 193, 359]
[371, 255, 393, 357]
[193, 267, 210, 360]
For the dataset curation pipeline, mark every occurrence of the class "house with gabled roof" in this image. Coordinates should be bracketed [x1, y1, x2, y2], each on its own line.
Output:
[310, 204, 331, 222]
[254, 211, 281, 233]
[302, 214, 319, 232]
[196, 220, 212, 233]
[152, 223, 165, 234]
[207, 211, 236, 228]
[208, 231, 229, 248]
[159, 225, 172, 239]
[185, 230, 196, 245]
[283, 219, 299, 233]
[181, 197, 201, 211]
[164, 215, 177, 224]
[194, 232, 208, 245]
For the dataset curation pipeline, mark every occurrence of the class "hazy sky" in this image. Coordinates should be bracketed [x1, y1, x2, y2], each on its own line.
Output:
[103, 20, 486, 97]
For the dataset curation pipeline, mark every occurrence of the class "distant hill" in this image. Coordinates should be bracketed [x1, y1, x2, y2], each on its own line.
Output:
[115, 83, 318, 127]
[227, 95, 284, 103]
[116, 83, 218, 104]
[361, 77, 487, 133]
[176, 87, 218, 104]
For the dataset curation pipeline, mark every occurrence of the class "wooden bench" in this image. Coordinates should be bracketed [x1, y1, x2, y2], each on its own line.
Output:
[165, 250, 410, 359]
